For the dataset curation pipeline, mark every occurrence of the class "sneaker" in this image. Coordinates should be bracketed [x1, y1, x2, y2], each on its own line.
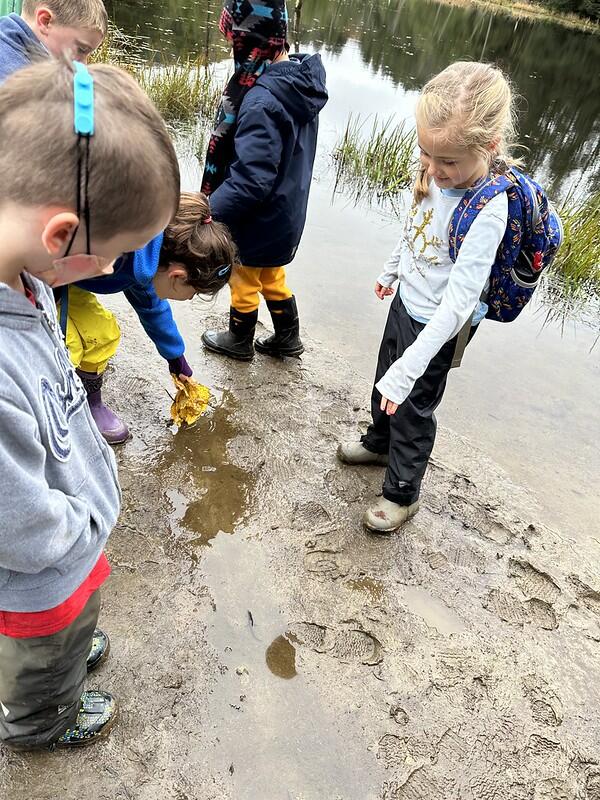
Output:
[87, 628, 110, 673]
[337, 441, 389, 466]
[55, 691, 118, 748]
[363, 497, 420, 533]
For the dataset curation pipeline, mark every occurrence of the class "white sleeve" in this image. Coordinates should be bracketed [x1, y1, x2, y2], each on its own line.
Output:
[377, 235, 404, 287]
[376, 193, 508, 406]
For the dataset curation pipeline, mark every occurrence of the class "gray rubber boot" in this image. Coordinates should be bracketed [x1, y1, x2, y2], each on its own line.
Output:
[337, 441, 389, 466]
[363, 497, 420, 533]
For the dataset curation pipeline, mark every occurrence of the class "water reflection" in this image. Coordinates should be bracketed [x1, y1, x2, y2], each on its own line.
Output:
[154, 392, 255, 559]
[106, 0, 599, 197]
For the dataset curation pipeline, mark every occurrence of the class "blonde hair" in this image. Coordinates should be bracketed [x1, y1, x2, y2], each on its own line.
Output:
[0, 60, 180, 239]
[160, 192, 238, 295]
[414, 61, 521, 203]
[22, 0, 108, 35]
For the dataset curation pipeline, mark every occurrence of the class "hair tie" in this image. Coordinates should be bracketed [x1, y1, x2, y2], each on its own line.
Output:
[203, 215, 213, 224]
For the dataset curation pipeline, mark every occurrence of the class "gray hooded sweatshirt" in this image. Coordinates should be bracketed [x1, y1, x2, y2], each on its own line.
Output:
[0, 275, 121, 613]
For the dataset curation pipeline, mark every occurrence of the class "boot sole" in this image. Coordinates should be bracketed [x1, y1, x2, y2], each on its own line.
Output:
[255, 342, 304, 358]
[336, 446, 389, 466]
[363, 506, 419, 534]
[201, 334, 254, 361]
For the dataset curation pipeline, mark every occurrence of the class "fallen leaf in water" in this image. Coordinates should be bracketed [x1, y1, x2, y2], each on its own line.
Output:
[170, 375, 211, 426]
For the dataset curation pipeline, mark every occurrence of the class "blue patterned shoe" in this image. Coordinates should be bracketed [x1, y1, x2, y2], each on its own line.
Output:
[55, 691, 118, 748]
[87, 628, 110, 672]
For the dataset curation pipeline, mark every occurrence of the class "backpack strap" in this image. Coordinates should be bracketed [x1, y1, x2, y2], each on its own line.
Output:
[449, 171, 515, 368]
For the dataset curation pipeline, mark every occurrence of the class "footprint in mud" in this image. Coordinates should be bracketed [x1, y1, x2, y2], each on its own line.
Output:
[522, 675, 563, 727]
[304, 544, 351, 580]
[324, 466, 373, 503]
[569, 576, 600, 617]
[509, 559, 561, 604]
[288, 620, 383, 666]
[422, 543, 487, 575]
[292, 500, 332, 529]
[380, 768, 451, 800]
[377, 734, 437, 779]
[532, 777, 576, 800]
[448, 475, 513, 545]
[585, 773, 600, 800]
[483, 589, 558, 630]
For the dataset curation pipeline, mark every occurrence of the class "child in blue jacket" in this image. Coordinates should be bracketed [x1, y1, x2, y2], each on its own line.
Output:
[201, 0, 327, 361]
[73, 192, 236, 442]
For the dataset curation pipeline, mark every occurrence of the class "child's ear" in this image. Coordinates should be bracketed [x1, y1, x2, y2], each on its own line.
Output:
[35, 7, 54, 35]
[168, 265, 189, 284]
[41, 212, 80, 256]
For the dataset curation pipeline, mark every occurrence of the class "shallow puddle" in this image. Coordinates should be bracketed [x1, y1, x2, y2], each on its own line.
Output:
[157, 392, 256, 554]
[398, 585, 466, 635]
[265, 634, 298, 679]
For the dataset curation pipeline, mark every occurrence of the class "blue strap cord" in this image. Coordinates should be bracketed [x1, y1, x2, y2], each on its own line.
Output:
[73, 61, 94, 136]
[60, 63, 95, 336]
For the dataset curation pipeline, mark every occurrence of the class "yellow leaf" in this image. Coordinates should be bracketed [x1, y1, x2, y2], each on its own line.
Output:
[170, 375, 211, 427]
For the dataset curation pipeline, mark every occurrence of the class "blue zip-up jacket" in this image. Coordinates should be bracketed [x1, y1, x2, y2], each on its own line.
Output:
[0, 13, 45, 84]
[76, 233, 185, 361]
[209, 53, 328, 268]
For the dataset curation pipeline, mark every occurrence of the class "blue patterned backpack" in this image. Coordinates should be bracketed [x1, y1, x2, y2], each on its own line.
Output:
[448, 167, 563, 324]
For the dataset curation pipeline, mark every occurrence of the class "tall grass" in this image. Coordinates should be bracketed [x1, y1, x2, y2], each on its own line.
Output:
[333, 115, 417, 209]
[137, 61, 222, 123]
[552, 190, 600, 294]
[92, 23, 222, 124]
[540, 190, 600, 330]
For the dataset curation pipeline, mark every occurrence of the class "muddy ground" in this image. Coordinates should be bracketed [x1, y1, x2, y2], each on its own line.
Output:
[1, 297, 600, 800]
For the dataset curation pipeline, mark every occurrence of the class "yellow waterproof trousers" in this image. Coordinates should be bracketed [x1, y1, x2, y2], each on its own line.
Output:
[229, 266, 292, 314]
[56, 286, 121, 374]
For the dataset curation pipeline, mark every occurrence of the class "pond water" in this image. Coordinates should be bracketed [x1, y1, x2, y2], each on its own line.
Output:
[105, 0, 599, 542]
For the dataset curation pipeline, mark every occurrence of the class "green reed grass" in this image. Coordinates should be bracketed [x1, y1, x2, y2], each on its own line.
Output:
[137, 60, 222, 123]
[333, 115, 417, 208]
[92, 23, 222, 123]
[552, 190, 600, 294]
[539, 190, 600, 332]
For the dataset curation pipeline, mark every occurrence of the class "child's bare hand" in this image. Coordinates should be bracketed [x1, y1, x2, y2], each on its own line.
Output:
[375, 282, 394, 300]
[380, 395, 399, 416]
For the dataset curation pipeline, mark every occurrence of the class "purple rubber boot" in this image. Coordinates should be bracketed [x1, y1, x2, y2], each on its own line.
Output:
[76, 370, 130, 445]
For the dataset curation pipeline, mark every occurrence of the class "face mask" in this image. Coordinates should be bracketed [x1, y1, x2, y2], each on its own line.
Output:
[39, 254, 114, 288]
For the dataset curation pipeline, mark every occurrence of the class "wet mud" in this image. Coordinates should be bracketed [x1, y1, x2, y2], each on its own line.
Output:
[1, 297, 599, 799]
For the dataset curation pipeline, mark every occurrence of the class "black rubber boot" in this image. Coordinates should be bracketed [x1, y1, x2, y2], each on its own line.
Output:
[255, 296, 304, 358]
[86, 628, 110, 673]
[202, 308, 258, 361]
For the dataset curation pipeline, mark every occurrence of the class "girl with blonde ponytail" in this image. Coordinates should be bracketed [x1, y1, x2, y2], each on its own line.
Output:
[338, 61, 519, 533]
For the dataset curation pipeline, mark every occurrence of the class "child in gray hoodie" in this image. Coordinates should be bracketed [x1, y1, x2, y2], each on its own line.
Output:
[0, 59, 179, 750]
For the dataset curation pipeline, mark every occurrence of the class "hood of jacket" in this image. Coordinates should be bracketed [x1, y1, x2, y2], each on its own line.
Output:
[131, 231, 163, 287]
[0, 13, 46, 82]
[255, 53, 328, 125]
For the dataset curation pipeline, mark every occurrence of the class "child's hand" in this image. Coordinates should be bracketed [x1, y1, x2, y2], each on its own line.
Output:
[167, 355, 193, 380]
[380, 395, 399, 416]
[375, 282, 394, 300]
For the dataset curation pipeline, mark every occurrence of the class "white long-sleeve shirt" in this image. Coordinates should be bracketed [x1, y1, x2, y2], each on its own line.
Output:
[375, 184, 508, 406]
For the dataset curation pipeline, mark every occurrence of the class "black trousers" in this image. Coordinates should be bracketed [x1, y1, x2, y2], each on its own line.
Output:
[0, 590, 100, 749]
[362, 295, 476, 506]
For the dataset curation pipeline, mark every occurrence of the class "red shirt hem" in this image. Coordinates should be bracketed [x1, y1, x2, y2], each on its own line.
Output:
[0, 553, 111, 638]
